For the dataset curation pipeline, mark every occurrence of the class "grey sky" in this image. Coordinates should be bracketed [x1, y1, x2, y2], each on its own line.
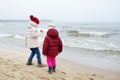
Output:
[0, 0, 120, 22]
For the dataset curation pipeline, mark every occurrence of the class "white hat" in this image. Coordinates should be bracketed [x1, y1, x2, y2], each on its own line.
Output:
[48, 23, 56, 28]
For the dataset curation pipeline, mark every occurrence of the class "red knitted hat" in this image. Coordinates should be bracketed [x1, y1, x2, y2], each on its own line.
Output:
[30, 15, 40, 24]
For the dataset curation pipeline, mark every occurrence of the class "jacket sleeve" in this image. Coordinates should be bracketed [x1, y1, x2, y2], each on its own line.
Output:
[42, 37, 48, 55]
[58, 37, 63, 53]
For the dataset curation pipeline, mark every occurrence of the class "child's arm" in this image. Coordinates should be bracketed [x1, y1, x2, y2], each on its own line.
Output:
[58, 37, 63, 53]
[42, 37, 48, 56]
[40, 30, 43, 32]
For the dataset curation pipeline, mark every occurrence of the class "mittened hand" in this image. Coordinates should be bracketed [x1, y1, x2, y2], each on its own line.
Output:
[40, 30, 43, 32]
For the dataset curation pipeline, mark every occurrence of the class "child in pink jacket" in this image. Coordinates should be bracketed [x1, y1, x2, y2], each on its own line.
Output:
[42, 24, 63, 74]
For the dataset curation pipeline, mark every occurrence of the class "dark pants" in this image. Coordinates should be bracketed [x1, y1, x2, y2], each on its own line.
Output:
[29, 47, 41, 62]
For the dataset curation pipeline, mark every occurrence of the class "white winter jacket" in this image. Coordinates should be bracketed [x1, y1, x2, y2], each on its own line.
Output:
[26, 21, 40, 48]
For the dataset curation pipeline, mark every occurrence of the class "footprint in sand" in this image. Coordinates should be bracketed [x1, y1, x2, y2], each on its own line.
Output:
[58, 70, 66, 74]
[38, 76, 50, 80]
[51, 76, 66, 80]
[74, 77, 82, 80]
[89, 78, 94, 80]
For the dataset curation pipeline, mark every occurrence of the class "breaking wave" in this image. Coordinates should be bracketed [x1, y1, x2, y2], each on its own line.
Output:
[0, 33, 25, 39]
[67, 30, 110, 38]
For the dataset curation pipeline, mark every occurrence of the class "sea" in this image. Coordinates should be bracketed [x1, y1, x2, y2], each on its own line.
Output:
[0, 20, 120, 72]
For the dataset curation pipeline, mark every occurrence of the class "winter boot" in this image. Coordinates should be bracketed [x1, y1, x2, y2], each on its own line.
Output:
[48, 67, 53, 74]
[26, 59, 33, 65]
[38, 61, 44, 67]
[53, 66, 56, 72]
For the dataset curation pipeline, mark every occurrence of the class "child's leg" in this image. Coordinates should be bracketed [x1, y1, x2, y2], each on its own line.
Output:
[52, 56, 56, 66]
[52, 56, 56, 72]
[47, 56, 53, 74]
[29, 48, 36, 60]
[34, 47, 44, 67]
[34, 47, 41, 62]
[26, 48, 35, 65]
[47, 56, 52, 67]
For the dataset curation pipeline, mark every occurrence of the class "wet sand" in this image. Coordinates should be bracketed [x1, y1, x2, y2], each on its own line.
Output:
[0, 48, 120, 80]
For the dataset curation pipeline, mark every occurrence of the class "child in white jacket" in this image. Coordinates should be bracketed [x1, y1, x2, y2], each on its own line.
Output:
[26, 15, 43, 67]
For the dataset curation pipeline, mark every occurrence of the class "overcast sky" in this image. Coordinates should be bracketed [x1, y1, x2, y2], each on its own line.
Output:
[0, 0, 120, 22]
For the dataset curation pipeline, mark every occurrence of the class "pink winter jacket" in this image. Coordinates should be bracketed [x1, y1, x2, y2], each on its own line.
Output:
[26, 21, 40, 48]
[42, 28, 63, 56]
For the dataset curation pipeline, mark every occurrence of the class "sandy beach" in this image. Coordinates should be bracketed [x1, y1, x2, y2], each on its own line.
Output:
[0, 0, 120, 79]
[0, 48, 120, 80]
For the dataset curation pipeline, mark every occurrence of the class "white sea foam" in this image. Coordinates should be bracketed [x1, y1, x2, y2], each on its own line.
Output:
[0, 33, 25, 39]
[78, 31, 109, 37]
[63, 38, 120, 53]
[67, 30, 110, 37]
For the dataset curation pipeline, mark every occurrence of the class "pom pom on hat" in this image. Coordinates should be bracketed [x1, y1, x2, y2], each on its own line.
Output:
[30, 15, 40, 24]
[48, 23, 56, 28]
[30, 15, 34, 21]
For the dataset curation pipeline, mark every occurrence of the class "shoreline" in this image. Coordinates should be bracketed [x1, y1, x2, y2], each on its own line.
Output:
[0, 41, 120, 72]
[59, 46, 120, 72]
[0, 48, 120, 80]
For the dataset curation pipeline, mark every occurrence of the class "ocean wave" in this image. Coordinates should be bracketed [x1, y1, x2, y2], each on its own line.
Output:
[64, 44, 120, 53]
[0, 33, 25, 39]
[63, 38, 120, 53]
[97, 49, 120, 54]
[67, 30, 110, 38]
